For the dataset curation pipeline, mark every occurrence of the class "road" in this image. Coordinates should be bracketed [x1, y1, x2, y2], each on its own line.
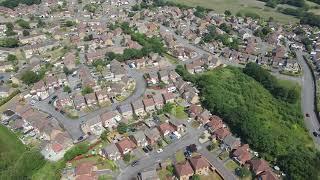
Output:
[117, 130, 236, 180]
[295, 50, 320, 148]
[33, 68, 146, 140]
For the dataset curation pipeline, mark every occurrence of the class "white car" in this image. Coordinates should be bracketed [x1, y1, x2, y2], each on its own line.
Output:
[157, 148, 163, 153]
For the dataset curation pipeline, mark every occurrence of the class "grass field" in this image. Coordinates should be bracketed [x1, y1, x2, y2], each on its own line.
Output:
[169, 0, 299, 23]
[0, 125, 25, 172]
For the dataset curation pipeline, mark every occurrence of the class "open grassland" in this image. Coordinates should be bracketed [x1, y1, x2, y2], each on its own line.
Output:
[169, 0, 299, 23]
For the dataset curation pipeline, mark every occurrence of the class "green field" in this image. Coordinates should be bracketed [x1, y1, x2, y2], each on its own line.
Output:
[0, 125, 25, 174]
[169, 0, 299, 23]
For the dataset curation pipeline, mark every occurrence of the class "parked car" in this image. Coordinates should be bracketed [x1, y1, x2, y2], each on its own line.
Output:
[313, 131, 318, 137]
[146, 145, 153, 151]
[131, 160, 139, 167]
[142, 147, 149, 153]
[306, 113, 310, 117]
[157, 148, 163, 153]
[52, 95, 57, 100]
[48, 100, 52, 104]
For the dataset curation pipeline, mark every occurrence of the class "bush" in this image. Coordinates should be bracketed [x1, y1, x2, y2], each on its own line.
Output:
[63, 143, 90, 161]
[0, 38, 19, 48]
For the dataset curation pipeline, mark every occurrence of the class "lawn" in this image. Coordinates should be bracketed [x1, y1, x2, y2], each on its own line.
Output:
[71, 156, 117, 170]
[32, 160, 65, 180]
[171, 104, 188, 119]
[200, 170, 223, 180]
[175, 150, 186, 163]
[218, 151, 229, 160]
[164, 53, 179, 65]
[225, 160, 239, 172]
[0, 125, 25, 170]
[169, 0, 299, 23]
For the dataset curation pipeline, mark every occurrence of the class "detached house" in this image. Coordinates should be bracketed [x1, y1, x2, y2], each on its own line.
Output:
[232, 144, 251, 165]
[74, 94, 86, 110]
[174, 161, 194, 180]
[206, 115, 224, 133]
[153, 93, 164, 110]
[158, 123, 175, 136]
[95, 90, 111, 105]
[100, 111, 120, 129]
[214, 127, 231, 141]
[222, 134, 241, 151]
[144, 127, 161, 145]
[102, 143, 121, 161]
[117, 104, 133, 119]
[130, 130, 148, 147]
[31, 80, 48, 100]
[85, 93, 98, 107]
[189, 155, 211, 175]
[116, 137, 136, 155]
[162, 92, 175, 103]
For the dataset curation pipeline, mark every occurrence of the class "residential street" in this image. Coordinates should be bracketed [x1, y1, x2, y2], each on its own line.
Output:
[295, 50, 320, 148]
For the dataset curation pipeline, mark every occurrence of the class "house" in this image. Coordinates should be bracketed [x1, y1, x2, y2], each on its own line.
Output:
[162, 92, 175, 103]
[169, 119, 185, 133]
[144, 127, 161, 145]
[115, 137, 136, 155]
[81, 116, 103, 136]
[158, 123, 175, 136]
[182, 88, 199, 104]
[232, 144, 251, 165]
[146, 72, 159, 85]
[95, 90, 111, 105]
[153, 93, 164, 109]
[188, 105, 203, 118]
[85, 93, 97, 106]
[143, 98, 156, 112]
[131, 100, 146, 117]
[189, 155, 211, 175]
[139, 169, 159, 180]
[214, 128, 231, 141]
[117, 104, 133, 119]
[63, 52, 76, 70]
[55, 92, 73, 109]
[74, 162, 97, 180]
[222, 134, 241, 151]
[197, 110, 211, 124]
[249, 159, 271, 176]
[100, 111, 120, 129]
[74, 94, 86, 110]
[130, 130, 148, 147]
[158, 70, 169, 84]
[101, 143, 121, 161]
[174, 161, 194, 180]
[31, 80, 49, 100]
[258, 170, 279, 180]
[206, 115, 224, 133]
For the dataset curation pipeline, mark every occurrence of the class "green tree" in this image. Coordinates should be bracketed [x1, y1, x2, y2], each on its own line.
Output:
[100, 129, 110, 141]
[16, 19, 30, 29]
[81, 86, 93, 95]
[64, 143, 89, 161]
[191, 174, 200, 180]
[63, 85, 71, 93]
[22, 30, 30, 36]
[224, 10, 232, 16]
[20, 70, 39, 85]
[117, 122, 128, 134]
[0, 38, 19, 48]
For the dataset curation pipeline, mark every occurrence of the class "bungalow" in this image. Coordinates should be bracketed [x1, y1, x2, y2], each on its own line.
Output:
[143, 98, 156, 112]
[85, 93, 98, 107]
[101, 143, 121, 161]
[130, 130, 148, 147]
[74, 94, 86, 110]
[174, 161, 194, 180]
[131, 100, 146, 117]
[144, 127, 161, 145]
[117, 104, 133, 119]
[232, 144, 251, 165]
[158, 123, 175, 136]
[162, 92, 175, 103]
[146, 72, 159, 86]
[222, 134, 241, 151]
[100, 111, 120, 129]
[115, 137, 136, 155]
[189, 155, 211, 175]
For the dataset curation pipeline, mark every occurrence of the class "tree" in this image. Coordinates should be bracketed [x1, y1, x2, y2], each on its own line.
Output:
[117, 122, 128, 134]
[123, 153, 131, 162]
[63, 85, 71, 93]
[81, 86, 93, 95]
[191, 174, 200, 180]
[0, 38, 19, 48]
[166, 164, 174, 175]
[37, 19, 45, 28]
[22, 30, 30, 36]
[63, 66, 72, 75]
[16, 19, 30, 29]
[64, 143, 90, 161]
[20, 70, 39, 85]
[224, 10, 232, 16]
[235, 167, 251, 177]
[100, 129, 110, 141]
